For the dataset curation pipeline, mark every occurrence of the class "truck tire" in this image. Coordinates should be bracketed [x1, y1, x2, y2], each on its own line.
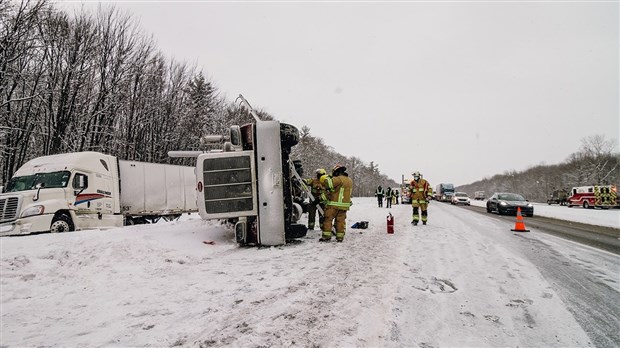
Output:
[50, 213, 74, 233]
[280, 123, 299, 147]
[583, 201, 589, 209]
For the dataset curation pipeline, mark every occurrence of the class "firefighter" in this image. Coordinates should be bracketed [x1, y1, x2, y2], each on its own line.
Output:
[375, 185, 385, 207]
[385, 187, 392, 208]
[305, 168, 327, 230]
[320, 164, 353, 242]
[409, 171, 433, 225]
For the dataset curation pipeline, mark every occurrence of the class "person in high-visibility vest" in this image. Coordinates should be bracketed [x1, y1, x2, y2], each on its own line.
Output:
[304, 168, 327, 231]
[385, 187, 393, 208]
[374, 185, 385, 207]
[409, 171, 433, 225]
[319, 164, 353, 242]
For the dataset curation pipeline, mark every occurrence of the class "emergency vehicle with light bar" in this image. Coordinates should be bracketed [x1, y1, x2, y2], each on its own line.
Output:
[566, 185, 618, 209]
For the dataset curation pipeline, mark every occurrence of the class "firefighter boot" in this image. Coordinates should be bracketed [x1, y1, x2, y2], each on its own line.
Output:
[335, 231, 345, 242]
[319, 230, 332, 242]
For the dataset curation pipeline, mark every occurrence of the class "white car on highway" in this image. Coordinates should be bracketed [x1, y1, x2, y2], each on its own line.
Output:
[451, 192, 471, 205]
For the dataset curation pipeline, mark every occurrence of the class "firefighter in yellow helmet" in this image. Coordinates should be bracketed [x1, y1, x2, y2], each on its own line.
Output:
[304, 168, 327, 230]
[319, 164, 353, 242]
[409, 171, 433, 225]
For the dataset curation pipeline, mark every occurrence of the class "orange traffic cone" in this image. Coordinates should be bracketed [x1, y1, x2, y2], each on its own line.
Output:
[511, 207, 530, 232]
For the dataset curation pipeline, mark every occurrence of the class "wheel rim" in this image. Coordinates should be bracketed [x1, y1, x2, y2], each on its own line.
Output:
[50, 220, 70, 233]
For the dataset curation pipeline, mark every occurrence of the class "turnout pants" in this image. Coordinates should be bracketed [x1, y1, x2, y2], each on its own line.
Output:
[307, 203, 324, 230]
[322, 206, 348, 241]
[412, 203, 429, 223]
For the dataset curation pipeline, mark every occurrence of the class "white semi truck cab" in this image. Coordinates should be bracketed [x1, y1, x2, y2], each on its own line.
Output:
[0, 152, 197, 236]
[190, 120, 308, 246]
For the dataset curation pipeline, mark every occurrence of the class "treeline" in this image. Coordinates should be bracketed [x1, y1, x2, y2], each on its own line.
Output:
[0, 0, 397, 194]
[457, 135, 620, 203]
[292, 125, 397, 197]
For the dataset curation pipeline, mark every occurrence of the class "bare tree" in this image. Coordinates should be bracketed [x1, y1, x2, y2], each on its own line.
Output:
[0, 0, 49, 183]
[79, 6, 138, 153]
[0, 1, 399, 192]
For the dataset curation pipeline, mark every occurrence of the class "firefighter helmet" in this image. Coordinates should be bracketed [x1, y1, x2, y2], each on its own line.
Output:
[412, 171, 421, 179]
[315, 168, 326, 176]
[332, 164, 346, 175]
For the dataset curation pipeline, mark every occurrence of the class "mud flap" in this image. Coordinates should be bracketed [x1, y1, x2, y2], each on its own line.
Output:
[286, 223, 307, 240]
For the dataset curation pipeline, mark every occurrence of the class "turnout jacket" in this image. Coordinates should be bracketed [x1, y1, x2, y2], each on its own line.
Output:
[409, 178, 432, 204]
[321, 175, 353, 210]
[304, 177, 326, 203]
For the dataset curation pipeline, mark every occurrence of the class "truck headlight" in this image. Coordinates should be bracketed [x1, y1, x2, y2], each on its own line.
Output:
[21, 205, 45, 218]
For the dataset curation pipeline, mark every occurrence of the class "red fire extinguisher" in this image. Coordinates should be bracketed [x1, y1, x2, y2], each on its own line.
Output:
[387, 212, 394, 234]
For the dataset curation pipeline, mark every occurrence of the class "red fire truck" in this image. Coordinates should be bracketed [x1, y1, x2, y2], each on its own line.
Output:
[566, 185, 618, 209]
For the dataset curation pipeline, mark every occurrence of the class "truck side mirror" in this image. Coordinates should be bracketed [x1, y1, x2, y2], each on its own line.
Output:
[73, 174, 88, 195]
[33, 183, 43, 201]
[80, 176, 87, 189]
[230, 125, 241, 146]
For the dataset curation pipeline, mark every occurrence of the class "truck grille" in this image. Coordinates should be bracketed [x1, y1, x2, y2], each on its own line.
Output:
[203, 155, 254, 214]
[0, 196, 20, 222]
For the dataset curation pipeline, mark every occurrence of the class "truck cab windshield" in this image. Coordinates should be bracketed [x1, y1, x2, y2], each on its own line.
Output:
[5, 171, 71, 193]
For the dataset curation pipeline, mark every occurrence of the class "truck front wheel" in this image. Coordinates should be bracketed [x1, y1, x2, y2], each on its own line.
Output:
[50, 213, 74, 233]
[280, 123, 299, 147]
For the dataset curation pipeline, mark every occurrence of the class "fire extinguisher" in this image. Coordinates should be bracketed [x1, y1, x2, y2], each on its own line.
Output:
[387, 212, 394, 234]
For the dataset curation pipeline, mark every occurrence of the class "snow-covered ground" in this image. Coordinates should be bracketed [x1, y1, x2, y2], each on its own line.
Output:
[469, 199, 620, 229]
[1, 197, 618, 347]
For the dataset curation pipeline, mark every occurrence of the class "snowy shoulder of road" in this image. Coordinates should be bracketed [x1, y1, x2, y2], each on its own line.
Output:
[1, 197, 617, 347]
[470, 199, 620, 229]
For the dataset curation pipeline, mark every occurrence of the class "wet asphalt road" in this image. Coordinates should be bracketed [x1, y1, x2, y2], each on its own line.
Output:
[450, 203, 620, 347]
[462, 204, 620, 255]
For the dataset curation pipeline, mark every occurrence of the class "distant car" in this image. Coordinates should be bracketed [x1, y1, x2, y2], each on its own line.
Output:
[474, 191, 486, 200]
[486, 192, 534, 217]
[451, 192, 471, 205]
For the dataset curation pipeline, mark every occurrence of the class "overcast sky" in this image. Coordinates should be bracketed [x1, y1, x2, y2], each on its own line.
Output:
[61, 1, 619, 186]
